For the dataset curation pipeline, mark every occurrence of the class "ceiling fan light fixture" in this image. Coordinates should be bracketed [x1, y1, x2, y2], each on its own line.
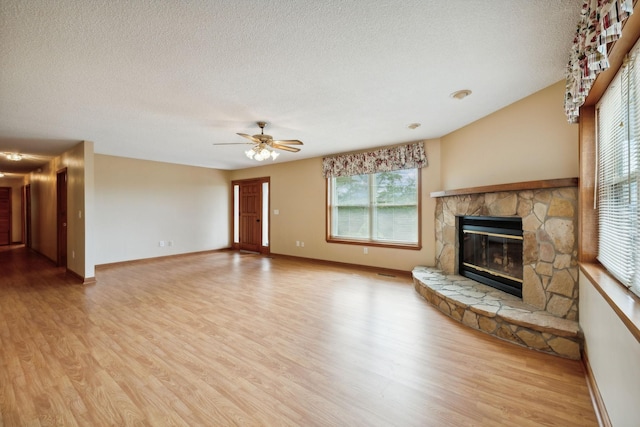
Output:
[254, 149, 267, 161]
[216, 121, 302, 161]
[259, 147, 273, 161]
[245, 144, 280, 162]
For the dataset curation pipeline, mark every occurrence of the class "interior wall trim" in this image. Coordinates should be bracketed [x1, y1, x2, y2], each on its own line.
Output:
[66, 268, 97, 285]
[95, 248, 233, 270]
[430, 178, 578, 198]
[269, 253, 412, 279]
[582, 349, 612, 427]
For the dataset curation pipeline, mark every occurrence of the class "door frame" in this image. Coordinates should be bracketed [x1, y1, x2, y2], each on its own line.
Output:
[23, 184, 31, 248]
[56, 168, 68, 267]
[0, 187, 11, 246]
[232, 177, 270, 255]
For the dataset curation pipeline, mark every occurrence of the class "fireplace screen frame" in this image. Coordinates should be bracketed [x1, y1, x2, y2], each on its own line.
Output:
[458, 216, 523, 298]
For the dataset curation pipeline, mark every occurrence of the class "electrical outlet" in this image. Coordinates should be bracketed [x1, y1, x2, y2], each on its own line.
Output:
[296, 241, 300, 247]
[301, 241, 305, 247]
[364, 247, 368, 254]
[159, 241, 165, 247]
[168, 241, 173, 247]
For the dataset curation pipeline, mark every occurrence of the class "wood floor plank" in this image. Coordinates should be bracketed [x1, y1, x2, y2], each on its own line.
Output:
[0, 246, 598, 426]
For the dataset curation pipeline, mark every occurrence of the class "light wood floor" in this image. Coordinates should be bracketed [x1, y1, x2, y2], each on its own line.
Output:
[0, 246, 597, 426]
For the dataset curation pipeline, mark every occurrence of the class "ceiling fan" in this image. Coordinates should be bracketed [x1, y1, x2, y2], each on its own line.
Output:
[214, 121, 303, 161]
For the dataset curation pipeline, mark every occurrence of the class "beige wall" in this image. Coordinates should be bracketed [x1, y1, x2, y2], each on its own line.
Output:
[230, 139, 441, 272]
[579, 271, 640, 427]
[440, 81, 578, 190]
[83, 142, 96, 279]
[229, 81, 575, 272]
[94, 155, 231, 265]
[63, 142, 91, 278]
[27, 164, 55, 260]
[9, 81, 577, 277]
[25, 141, 91, 279]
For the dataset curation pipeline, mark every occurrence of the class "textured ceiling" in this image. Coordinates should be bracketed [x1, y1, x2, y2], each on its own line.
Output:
[0, 0, 581, 174]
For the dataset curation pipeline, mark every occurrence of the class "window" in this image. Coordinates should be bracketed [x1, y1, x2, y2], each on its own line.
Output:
[596, 44, 640, 297]
[327, 168, 420, 248]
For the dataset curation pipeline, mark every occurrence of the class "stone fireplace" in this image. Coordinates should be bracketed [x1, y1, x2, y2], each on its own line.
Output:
[434, 181, 579, 320]
[412, 179, 582, 358]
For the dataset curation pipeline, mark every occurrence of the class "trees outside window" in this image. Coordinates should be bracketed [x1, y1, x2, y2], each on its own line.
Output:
[328, 168, 420, 247]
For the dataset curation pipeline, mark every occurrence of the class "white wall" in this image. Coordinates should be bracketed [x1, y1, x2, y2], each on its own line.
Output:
[579, 271, 640, 427]
[94, 155, 231, 265]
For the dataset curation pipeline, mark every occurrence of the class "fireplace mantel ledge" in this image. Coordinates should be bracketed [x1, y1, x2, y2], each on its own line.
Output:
[430, 178, 578, 198]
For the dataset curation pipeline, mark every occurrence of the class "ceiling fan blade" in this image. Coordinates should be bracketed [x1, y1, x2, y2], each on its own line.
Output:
[272, 139, 303, 145]
[272, 143, 301, 152]
[213, 142, 254, 146]
[237, 133, 261, 143]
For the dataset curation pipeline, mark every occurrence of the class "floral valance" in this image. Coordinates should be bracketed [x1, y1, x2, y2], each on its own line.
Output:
[322, 142, 427, 178]
[565, 0, 633, 123]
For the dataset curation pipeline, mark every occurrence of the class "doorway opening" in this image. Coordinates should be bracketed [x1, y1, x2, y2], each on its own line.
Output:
[23, 184, 31, 248]
[232, 177, 270, 254]
[0, 187, 11, 246]
[57, 169, 68, 267]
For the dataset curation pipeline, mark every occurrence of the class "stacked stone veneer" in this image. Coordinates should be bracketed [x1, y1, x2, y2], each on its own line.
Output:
[435, 186, 579, 320]
[413, 267, 582, 359]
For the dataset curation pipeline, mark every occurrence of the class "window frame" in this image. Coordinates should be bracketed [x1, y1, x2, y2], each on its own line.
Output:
[595, 45, 640, 298]
[325, 168, 422, 250]
[577, 15, 640, 342]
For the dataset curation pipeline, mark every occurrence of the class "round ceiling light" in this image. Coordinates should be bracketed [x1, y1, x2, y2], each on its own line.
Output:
[407, 123, 421, 130]
[450, 89, 472, 100]
[6, 153, 22, 161]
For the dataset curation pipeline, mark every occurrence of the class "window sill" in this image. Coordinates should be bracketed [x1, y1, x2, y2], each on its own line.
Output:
[326, 237, 421, 251]
[580, 262, 640, 343]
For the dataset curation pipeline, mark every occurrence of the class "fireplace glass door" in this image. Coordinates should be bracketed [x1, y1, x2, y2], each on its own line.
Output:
[459, 216, 523, 297]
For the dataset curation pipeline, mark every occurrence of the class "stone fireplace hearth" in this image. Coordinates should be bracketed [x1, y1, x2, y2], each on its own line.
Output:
[413, 178, 583, 359]
[435, 180, 579, 319]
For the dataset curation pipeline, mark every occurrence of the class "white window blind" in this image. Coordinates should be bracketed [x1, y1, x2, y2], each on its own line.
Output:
[596, 42, 640, 297]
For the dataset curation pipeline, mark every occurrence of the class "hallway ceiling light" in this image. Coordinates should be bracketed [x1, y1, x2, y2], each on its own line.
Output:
[0, 172, 4, 177]
[6, 153, 23, 161]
